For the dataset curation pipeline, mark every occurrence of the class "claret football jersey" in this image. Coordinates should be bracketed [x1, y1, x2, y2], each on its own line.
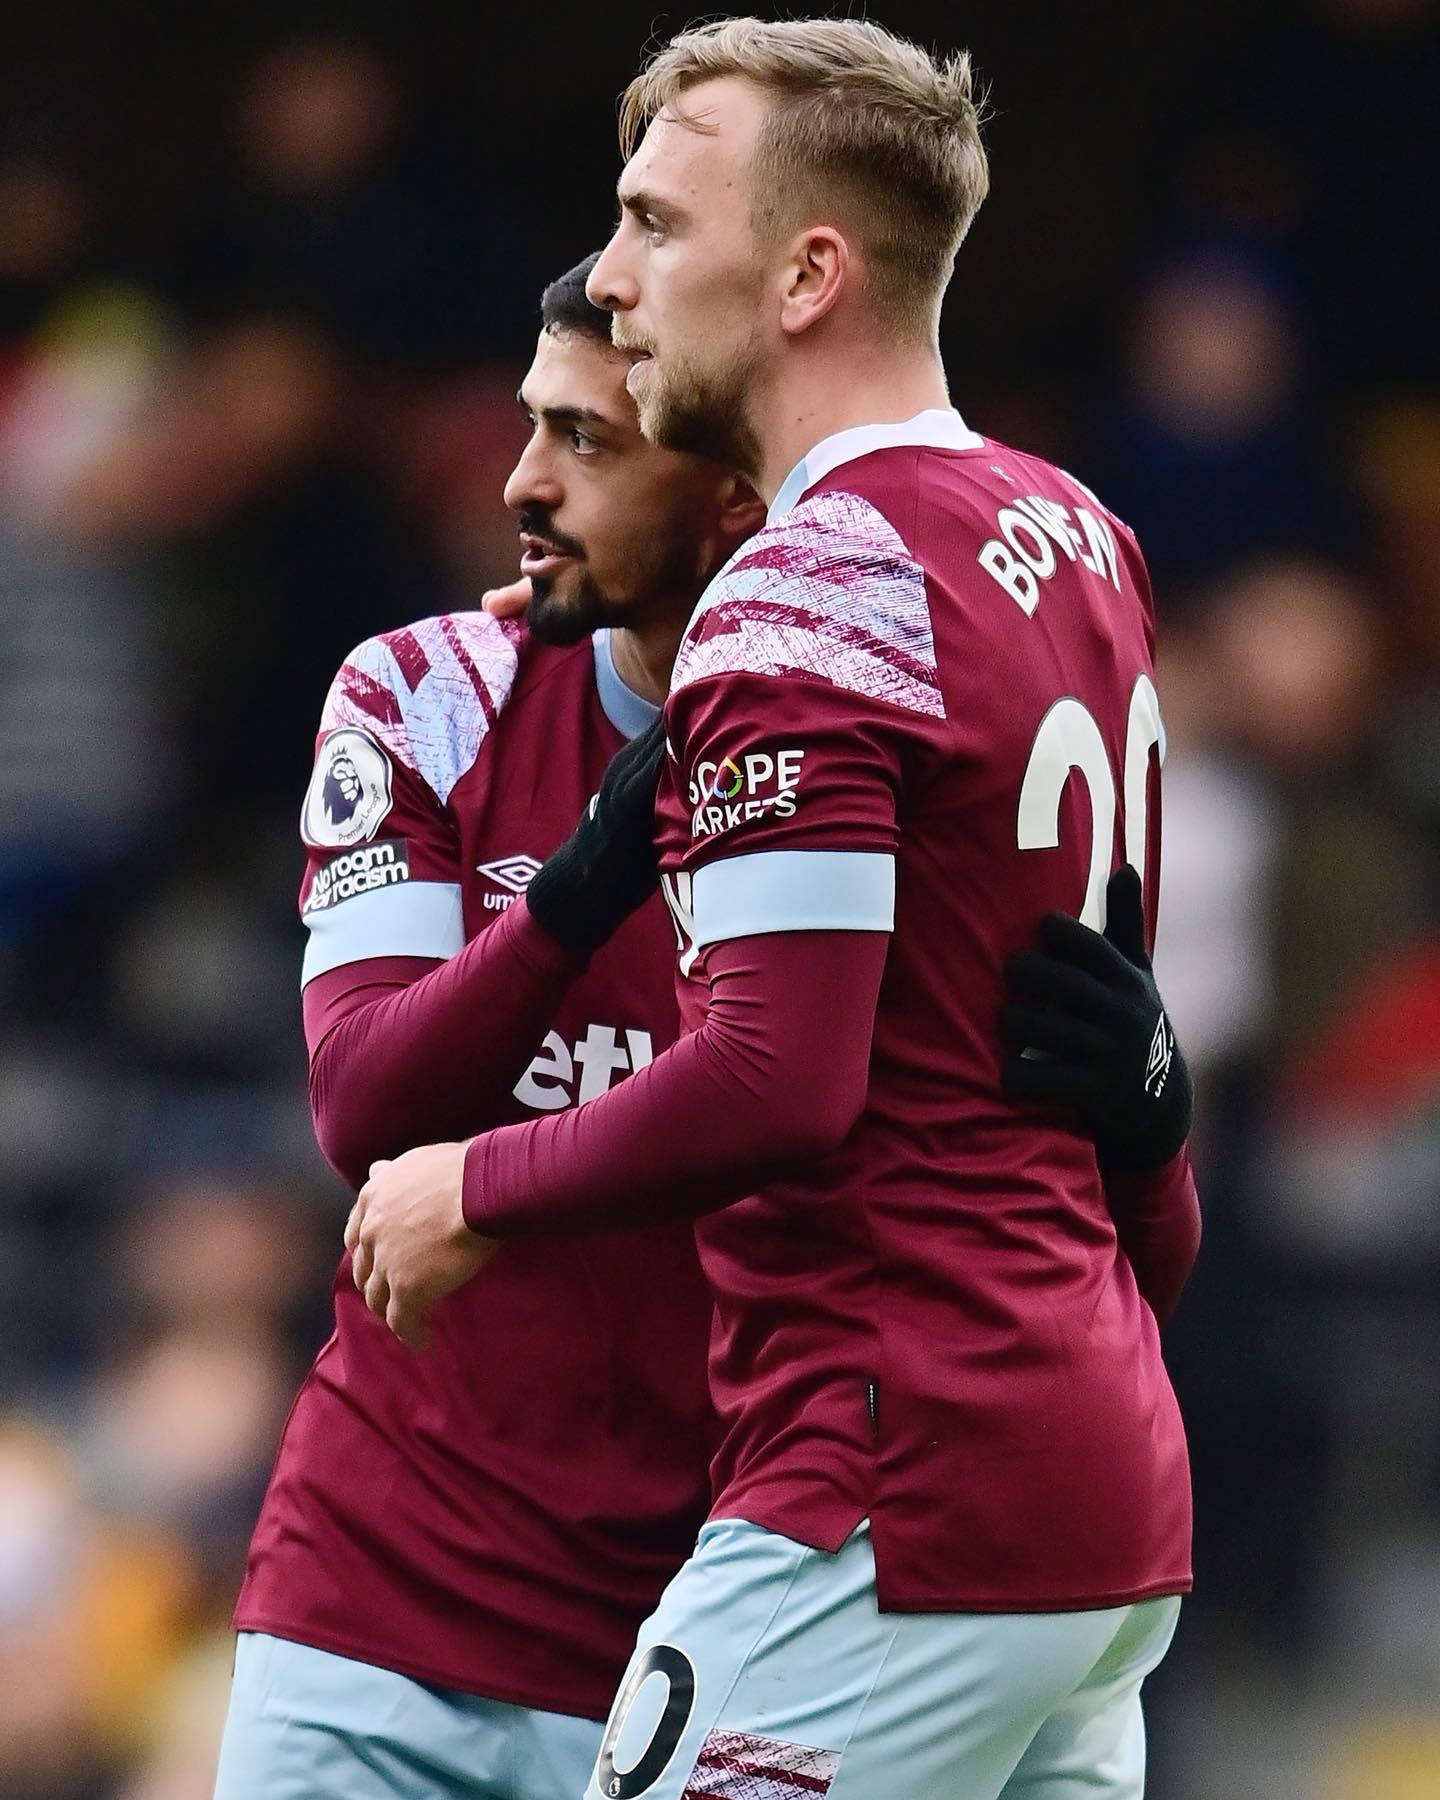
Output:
[236, 615, 715, 1718]
[655, 410, 1193, 1611]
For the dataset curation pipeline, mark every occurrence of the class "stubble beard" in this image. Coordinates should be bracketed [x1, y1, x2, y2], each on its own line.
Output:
[635, 348, 764, 482]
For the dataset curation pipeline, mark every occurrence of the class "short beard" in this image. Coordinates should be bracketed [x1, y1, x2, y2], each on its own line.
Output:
[524, 572, 623, 646]
[525, 530, 706, 647]
[637, 349, 763, 480]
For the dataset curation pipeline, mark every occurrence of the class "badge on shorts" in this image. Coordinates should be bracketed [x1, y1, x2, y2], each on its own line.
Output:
[301, 726, 395, 849]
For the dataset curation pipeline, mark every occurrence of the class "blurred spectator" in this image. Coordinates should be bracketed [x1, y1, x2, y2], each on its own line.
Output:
[1357, 402, 1440, 918]
[69, 313, 337, 540]
[1156, 555, 1424, 1062]
[177, 35, 527, 367]
[0, 1419, 192, 1800]
[114, 1635, 234, 1800]
[1206, 558, 1426, 1052]
[75, 1331, 290, 1592]
[1152, 619, 1281, 1080]
[0, 520, 164, 952]
[0, 1424, 107, 1800]
[59, 308, 449, 830]
[0, 1176, 330, 1798]
[67, 1176, 320, 1596]
[0, 152, 96, 347]
[0, 284, 170, 524]
[1097, 249, 1345, 596]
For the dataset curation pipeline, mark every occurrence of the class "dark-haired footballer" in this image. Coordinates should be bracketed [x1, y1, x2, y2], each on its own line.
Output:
[214, 256, 761, 1800]
[216, 255, 1196, 1800]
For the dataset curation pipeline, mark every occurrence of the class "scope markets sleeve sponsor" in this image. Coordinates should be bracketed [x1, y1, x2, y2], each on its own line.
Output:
[690, 747, 806, 839]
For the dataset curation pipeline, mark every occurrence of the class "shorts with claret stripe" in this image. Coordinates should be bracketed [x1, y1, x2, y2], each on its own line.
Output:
[586, 1519, 1180, 1800]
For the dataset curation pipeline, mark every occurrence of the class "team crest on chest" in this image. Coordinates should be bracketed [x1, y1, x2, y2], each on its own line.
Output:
[302, 726, 395, 849]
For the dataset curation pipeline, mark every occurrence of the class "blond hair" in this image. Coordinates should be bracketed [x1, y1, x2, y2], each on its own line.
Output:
[619, 16, 990, 335]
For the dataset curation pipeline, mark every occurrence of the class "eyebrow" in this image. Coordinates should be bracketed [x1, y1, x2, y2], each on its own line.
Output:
[516, 391, 616, 431]
[617, 183, 687, 228]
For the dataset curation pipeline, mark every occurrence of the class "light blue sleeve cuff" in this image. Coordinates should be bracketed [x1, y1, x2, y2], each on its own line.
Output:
[301, 881, 466, 984]
[690, 850, 895, 948]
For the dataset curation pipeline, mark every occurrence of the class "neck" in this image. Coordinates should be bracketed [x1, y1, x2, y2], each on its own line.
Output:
[607, 609, 690, 706]
[749, 341, 951, 504]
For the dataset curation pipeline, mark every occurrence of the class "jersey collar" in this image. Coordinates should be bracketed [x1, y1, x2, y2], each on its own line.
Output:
[767, 408, 985, 523]
[593, 628, 661, 740]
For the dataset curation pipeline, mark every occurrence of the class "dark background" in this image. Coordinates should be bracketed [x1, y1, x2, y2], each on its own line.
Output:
[0, 4, 1437, 1796]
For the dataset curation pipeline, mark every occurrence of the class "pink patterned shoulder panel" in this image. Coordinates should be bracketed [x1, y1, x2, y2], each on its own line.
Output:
[671, 490, 944, 720]
[320, 611, 521, 804]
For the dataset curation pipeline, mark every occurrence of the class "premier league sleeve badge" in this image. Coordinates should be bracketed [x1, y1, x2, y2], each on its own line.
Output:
[301, 726, 396, 849]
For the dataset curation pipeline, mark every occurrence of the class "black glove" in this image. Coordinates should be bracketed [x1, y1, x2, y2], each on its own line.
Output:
[524, 718, 668, 953]
[998, 865, 1193, 1171]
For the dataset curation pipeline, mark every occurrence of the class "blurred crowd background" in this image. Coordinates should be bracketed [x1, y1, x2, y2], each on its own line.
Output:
[0, 2, 1436, 1796]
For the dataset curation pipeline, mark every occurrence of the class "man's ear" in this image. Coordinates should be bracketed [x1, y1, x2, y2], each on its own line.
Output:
[778, 227, 848, 338]
[717, 473, 767, 544]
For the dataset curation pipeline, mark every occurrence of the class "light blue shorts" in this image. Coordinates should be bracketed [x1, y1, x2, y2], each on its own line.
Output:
[587, 1519, 1180, 1800]
[213, 1631, 603, 1800]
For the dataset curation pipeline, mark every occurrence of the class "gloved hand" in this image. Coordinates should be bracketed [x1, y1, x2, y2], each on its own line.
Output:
[524, 718, 668, 952]
[998, 865, 1193, 1170]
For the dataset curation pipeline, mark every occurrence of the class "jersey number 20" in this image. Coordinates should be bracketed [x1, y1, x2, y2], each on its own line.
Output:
[1017, 674, 1161, 929]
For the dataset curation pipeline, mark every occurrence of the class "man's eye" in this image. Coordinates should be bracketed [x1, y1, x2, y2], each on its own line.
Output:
[571, 430, 599, 455]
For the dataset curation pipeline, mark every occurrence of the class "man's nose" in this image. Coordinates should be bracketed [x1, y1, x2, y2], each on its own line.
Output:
[587, 230, 638, 315]
[503, 438, 562, 514]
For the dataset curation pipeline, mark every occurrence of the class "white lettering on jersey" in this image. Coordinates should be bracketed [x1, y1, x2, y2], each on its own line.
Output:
[513, 1024, 655, 1112]
[572, 1024, 630, 1104]
[688, 746, 805, 839]
[978, 495, 1121, 615]
[302, 840, 410, 914]
[660, 872, 698, 978]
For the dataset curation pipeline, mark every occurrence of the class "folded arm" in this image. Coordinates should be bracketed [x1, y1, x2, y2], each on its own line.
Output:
[304, 900, 585, 1190]
[463, 928, 889, 1235]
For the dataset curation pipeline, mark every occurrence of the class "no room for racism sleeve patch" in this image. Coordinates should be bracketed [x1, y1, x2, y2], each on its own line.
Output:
[301, 840, 411, 916]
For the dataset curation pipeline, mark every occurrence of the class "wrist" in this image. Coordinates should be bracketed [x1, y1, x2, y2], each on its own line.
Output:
[1095, 1091, 1192, 1173]
[508, 891, 596, 965]
[521, 859, 585, 948]
[1099, 1134, 1189, 1178]
[522, 853, 614, 954]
